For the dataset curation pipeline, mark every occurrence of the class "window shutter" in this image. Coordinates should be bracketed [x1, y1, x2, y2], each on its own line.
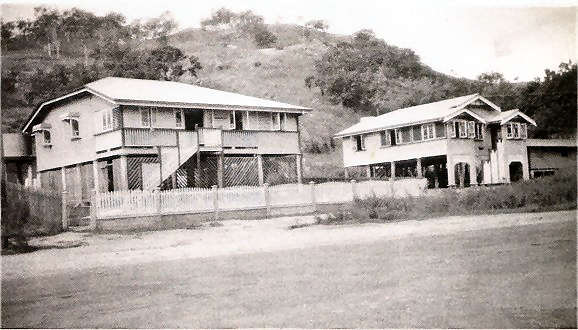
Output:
[447, 122, 456, 138]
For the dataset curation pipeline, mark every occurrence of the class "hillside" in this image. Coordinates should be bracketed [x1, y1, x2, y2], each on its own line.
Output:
[2, 16, 575, 177]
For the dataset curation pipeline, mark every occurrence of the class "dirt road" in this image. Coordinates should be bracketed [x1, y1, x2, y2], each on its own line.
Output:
[2, 211, 576, 327]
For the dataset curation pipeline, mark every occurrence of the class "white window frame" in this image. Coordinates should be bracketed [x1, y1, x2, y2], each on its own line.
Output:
[513, 123, 520, 139]
[395, 128, 403, 144]
[42, 129, 52, 146]
[102, 108, 114, 132]
[520, 123, 527, 139]
[175, 109, 183, 128]
[421, 123, 435, 140]
[355, 134, 365, 151]
[467, 121, 476, 138]
[458, 121, 468, 138]
[141, 107, 151, 128]
[447, 121, 456, 138]
[70, 118, 80, 139]
[380, 130, 390, 147]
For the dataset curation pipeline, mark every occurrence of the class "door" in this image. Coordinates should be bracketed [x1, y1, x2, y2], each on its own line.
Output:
[142, 163, 161, 190]
[234, 111, 243, 130]
[184, 110, 204, 130]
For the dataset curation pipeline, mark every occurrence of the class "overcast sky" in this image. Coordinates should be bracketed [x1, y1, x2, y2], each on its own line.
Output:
[1, 0, 575, 81]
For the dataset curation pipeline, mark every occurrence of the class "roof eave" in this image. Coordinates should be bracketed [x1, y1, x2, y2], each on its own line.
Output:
[114, 99, 312, 113]
[334, 117, 445, 138]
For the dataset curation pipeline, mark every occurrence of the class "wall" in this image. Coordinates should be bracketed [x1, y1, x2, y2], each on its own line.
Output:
[35, 95, 115, 171]
[527, 147, 576, 172]
[342, 132, 448, 167]
[123, 106, 184, 129]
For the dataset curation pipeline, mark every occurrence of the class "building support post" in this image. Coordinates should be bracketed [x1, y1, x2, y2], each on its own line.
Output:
[446, 157, 456, 188]
[296, 154, 302, 184]
[344, 167, 349, 179]
[119, 155, 129, 191]
[459, 163, 466, 188]
[217, 152, 224, 188]
[366, 165, 371, 178]
[157, 146, 163, 189]
[60, 167, 67, 193]
[61, 189, 68, 230]
[257, 154, 264, 185]
[416, 158, 423, 178]
[390, 161, 396, 181]
[92, 160, 99, 192]
[469, 161, 478, 186]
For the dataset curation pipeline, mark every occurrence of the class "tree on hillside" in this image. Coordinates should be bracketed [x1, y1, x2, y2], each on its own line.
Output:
[305, 19, 329, 32]
[309, 29, 427, 112]
[201, 7, 237, 30]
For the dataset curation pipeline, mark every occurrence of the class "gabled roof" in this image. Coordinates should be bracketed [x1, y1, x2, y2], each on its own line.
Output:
[23, 77, 312, 133]
[487, 109, 537, 126]
[335, 93, 502, 137]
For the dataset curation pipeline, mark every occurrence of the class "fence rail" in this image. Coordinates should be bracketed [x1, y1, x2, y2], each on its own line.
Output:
[93, 178, 428, 220]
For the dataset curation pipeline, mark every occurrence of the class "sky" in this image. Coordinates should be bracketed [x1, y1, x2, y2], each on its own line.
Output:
[1, 0, 575, 82]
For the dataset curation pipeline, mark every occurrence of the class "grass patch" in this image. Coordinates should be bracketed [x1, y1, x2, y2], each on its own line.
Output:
[317, 171, 577, 225]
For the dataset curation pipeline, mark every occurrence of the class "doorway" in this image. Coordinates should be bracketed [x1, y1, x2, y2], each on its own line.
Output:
[234, 111, 244, 130]
[509, 162, 523, 182]
[184, 110, 204, 130]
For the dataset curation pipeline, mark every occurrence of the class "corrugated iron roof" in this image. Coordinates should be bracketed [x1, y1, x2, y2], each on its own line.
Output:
[85, 77, 312, 111]
[335, 94, 479, 137]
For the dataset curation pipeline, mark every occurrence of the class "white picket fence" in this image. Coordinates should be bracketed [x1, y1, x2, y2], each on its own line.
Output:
[93, 178, 428, 219]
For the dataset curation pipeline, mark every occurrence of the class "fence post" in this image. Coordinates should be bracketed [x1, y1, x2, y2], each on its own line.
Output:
[212, 185, 219, 221]
[263, 183, 270, 218]
[155, 188, 162, 216]
[350, 179, 357, 201]
[309, 181, 316, 213]
[61, 189, 68, 231]
[89, 189, 97, 231]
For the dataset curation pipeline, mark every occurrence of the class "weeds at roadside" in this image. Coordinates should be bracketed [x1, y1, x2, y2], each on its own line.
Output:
[315, 171, 577, 225]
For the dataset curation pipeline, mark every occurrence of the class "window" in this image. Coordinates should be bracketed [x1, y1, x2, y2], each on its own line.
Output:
[355, 135, 365, 151]
[141, 108, 150, 127]
[421, 123, 435, 140]
[475, 123, 484, 140]
[70, 119, 80, 139]
[513, 123, 520, 138]
[228, 112, 235, 129]
[458, 121, 468, 138]
[506, 123, 513, 139]
[271, 113, 281, 130]
[380, 130, 390, 146]
[175, 109, 183, 128]
[102, 109, 114, 131]
[280, 113, 287, 131]
[467, 121, 475, 138]
[43, 129, 52, 146]
[395, 129, 403, 144]
[447, 121, 456, 138]
[520, 123, 527, 139]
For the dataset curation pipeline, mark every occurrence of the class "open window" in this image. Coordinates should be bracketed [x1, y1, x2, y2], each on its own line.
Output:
[395, 128, 403, 144]
[475, 123, 485, 140]
[467, 121, 475, 138]
[458, 121, 468, 138]
[229, 111, 236, 129]
[61, 112, 80, 140]
[280, 113, 287, 131]
[32, 123, 52, 147]
[175, 109, 183, 128]
[447, 122, 456, 138]
[380, 130, 390, 147]
[355, 135, 365, 151]
[421, 123, 435, 140]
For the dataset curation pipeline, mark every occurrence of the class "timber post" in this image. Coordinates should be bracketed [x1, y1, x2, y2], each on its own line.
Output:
[309, 181, 317, 213]
[61, 189, 68, 231]
[89, 188, 97, 231]
[212, 185, 219, 221]
[264, 183, 270, 218]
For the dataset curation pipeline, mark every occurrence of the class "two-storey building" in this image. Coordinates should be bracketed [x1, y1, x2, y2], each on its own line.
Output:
[22, 77, 311, 201]
[335, 94, 537, 188]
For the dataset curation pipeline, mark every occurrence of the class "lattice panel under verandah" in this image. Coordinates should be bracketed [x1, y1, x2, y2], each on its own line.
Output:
[263, 155, 298, 185]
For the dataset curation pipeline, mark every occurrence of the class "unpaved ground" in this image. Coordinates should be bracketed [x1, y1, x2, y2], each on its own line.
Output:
[2, 210, 575, 281]
[2, 210, 575, 328]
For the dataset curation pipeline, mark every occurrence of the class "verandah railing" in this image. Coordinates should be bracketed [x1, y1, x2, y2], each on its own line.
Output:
[93, 179, 428, 220]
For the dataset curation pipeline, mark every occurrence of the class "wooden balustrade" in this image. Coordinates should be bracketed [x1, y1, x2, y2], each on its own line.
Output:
[124, 128, 177, 147]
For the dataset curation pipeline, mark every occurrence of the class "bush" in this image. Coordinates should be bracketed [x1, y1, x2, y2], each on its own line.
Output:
[253, 26, 277, 48]
[316, 171, 576, 225]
